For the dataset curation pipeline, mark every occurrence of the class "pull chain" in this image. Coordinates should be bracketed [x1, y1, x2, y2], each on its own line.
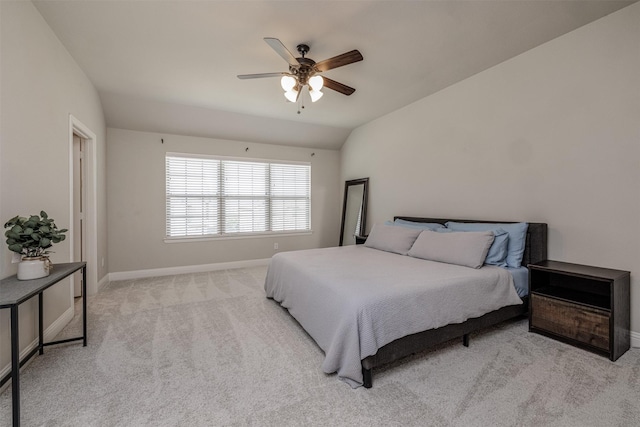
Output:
[297, 89, 305, 114]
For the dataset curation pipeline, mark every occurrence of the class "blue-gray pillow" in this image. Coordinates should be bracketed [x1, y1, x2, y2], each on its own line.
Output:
[393, 218, 445, 231]
[484, 228, 509, 267]
[445, 222, 529, 268]
[437, 227, 509, 267]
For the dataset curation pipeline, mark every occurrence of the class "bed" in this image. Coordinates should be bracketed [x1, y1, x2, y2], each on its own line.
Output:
[265, 217, 547, 388]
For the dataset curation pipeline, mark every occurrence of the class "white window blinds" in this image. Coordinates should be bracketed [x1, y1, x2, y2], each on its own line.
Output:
[270, 163, 311, 232]
[222, 160, 268, 234]
[166, 156, 220, 237]
[166, 154, 310, 238]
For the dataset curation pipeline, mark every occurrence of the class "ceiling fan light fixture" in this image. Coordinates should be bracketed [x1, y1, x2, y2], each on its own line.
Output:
[309, 75, 324, 91]
[309, 88, 323, 103]
[280, 75, 296, 91]
[238, 38, 362, 110]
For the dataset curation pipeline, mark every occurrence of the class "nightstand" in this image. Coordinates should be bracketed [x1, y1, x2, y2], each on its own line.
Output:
[528, 260, 630, 361]
[354, 235, 367, 245]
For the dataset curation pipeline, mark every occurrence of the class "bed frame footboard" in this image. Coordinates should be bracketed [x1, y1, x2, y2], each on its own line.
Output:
[360, 297, 529, 388]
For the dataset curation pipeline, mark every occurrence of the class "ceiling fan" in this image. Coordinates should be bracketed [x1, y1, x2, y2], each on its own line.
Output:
[238, 37, 363, 105]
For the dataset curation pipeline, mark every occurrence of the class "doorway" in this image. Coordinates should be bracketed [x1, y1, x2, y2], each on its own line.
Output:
[72, 134, 86, 297]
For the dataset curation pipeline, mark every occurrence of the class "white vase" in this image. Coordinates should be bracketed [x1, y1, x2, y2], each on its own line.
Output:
[17, 257, 50, 280]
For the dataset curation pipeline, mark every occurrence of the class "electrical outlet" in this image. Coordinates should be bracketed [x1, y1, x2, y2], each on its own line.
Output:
[274, 243, 279, 250]
[101, 257, 105, 268]
[11, 252, 21, 263]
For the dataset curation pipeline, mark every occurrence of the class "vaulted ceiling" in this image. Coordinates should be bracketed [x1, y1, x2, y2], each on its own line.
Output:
[34, 0, 635, 149]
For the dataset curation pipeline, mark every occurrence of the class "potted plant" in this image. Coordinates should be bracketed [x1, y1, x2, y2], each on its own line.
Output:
[4, 211, 67, 280]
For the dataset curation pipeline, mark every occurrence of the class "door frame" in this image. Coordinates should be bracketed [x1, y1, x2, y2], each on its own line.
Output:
[68, 115, 98, 295]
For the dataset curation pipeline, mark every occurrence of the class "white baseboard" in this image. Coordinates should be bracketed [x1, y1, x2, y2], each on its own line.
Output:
[108, 258, 271, 282]
[631, 330, 640, 348]
[97, 274, 110, 292]
[43, 305, 76, 342]
[0, 305, 74, 393]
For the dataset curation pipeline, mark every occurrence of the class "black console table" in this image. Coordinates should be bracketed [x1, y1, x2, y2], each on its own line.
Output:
[0, 262, 87, 427]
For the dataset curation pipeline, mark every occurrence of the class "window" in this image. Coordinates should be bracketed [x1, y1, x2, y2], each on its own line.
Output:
[166, 153, 310, 239]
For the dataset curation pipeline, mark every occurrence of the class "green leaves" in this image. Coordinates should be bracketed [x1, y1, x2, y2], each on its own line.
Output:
[8, 243, 23, 253]
[5, 229, 20, 240]
[4, 215, 22, 229]
[3, 210, 67, 257]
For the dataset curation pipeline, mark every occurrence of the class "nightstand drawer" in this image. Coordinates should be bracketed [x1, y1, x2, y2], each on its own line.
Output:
[531, 294, 609, 351]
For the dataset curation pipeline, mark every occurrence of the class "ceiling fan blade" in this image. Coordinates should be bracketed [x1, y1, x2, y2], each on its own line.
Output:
[322, 77, 356, 96]
[237, 72, 289, 80]
[314, 50, 363, 72]
[264, 37, 299, 67]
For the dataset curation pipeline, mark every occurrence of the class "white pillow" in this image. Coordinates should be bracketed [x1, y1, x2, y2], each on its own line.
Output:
[364, 223, 422, 255]
[407, 229, 495, 269]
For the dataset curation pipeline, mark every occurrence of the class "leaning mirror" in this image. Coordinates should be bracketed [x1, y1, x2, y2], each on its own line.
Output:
[339, 178, 369, 246]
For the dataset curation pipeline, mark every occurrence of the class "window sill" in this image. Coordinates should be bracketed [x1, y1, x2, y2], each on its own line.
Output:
[164, 231, 313, 243]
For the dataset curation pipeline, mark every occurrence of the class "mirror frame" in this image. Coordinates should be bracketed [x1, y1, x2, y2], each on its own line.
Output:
[339, 177, 369, 246]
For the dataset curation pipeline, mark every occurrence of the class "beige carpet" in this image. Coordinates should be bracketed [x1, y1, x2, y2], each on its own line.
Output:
[1, 266, 639, 426]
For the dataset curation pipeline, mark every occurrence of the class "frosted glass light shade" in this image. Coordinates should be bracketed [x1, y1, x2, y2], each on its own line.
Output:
[284, 89, 299, 102]
[309, 75, 324, 90]
[281, 75, 296, 91]
[309, 89, 323, 102]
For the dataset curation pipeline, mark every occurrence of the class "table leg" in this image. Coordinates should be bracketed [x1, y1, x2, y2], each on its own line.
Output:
[39, 292, 44, 355]
[82, 266, 87, 346]
[11, 305, 20, 427]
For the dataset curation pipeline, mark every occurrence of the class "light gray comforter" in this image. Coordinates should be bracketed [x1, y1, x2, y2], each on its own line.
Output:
[264, 245, 523, 388]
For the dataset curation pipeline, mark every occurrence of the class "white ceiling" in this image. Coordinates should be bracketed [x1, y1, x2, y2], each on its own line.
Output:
[34, 0, 635, 150]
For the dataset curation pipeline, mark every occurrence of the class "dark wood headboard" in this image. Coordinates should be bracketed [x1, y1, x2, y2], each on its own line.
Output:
[394, 216, 548, 267]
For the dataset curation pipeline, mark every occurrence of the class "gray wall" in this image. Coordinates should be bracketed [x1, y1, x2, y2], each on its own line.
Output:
[107, 128, 341, 273]
[341, 5, 640, 334]
[1, 2, 107, 372]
